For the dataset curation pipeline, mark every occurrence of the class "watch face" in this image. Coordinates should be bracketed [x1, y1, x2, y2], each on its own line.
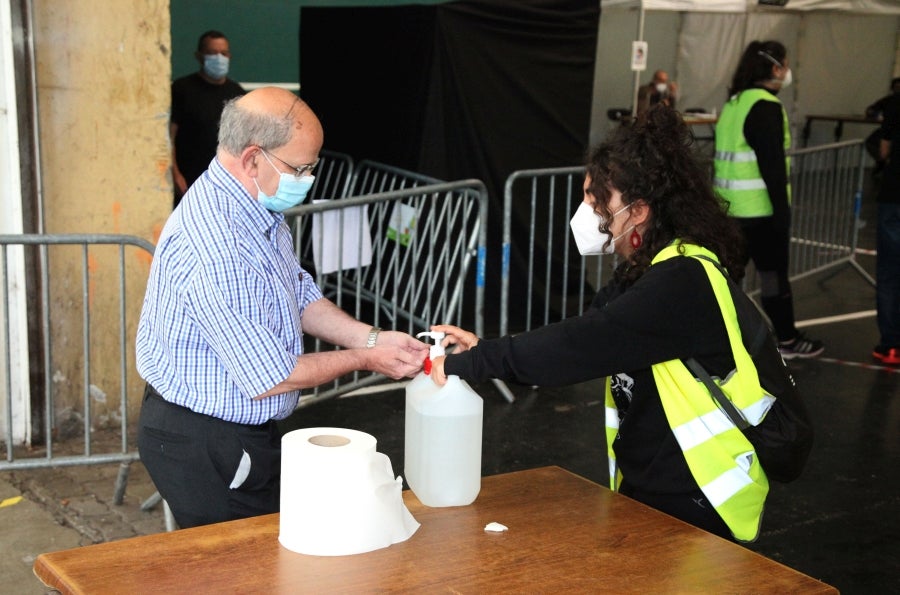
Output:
[367, 327, 381, 348]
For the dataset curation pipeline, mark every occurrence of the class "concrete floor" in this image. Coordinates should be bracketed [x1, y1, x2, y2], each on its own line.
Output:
[5, 172, 898, 594]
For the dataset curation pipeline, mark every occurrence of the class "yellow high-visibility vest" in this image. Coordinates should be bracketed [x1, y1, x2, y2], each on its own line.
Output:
[714, 88, 791, 217]
[604, 241, 770, 541]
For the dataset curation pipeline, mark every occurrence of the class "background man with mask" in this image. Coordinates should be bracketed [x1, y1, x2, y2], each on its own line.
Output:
[170, 30, 246, 208]
[137, 87, 428, 528]
[636, 69, 678, 118]
[714, 40, 823, 360]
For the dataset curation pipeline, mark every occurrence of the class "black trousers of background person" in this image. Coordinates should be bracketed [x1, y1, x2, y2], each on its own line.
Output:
[736, 215, 798, 343]
[137, 384, 281, 529]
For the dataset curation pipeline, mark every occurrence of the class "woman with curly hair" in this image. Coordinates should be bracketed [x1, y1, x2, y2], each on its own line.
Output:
[429, 106, 774, 541]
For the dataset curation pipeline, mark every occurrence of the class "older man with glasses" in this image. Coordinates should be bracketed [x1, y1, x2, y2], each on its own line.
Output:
[136, 87, 428, 528]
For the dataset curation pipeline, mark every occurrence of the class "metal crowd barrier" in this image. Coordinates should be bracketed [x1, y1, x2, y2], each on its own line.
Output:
[291, 157, 440, 274]
[291, 149, 356, 264]
[743, 139, 874, 293]
[499, 166, 613, 338]
[312, 149, 357, 201]
[286, 179, 491, 406]
[499, 140, 871, 370]
[0, 234, 153, 506]
[352, 159, 443, 195]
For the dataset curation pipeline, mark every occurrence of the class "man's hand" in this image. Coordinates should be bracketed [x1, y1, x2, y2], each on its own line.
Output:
[366, 331, 428, 379]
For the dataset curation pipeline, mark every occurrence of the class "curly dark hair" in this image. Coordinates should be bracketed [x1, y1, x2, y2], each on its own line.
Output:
[585, 105, 745, 286]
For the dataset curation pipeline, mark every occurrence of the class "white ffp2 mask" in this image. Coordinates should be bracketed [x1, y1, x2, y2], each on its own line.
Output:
[569, 202, 632, 256]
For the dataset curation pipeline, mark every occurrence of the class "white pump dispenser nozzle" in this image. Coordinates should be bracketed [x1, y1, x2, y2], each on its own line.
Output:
[416, 331, 446, 359]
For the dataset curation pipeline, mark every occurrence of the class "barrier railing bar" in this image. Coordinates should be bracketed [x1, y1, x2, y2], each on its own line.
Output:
[2, 246, 11, 462]
[118, 244, 129, 455]
[41, 243, 52, 460]
[81, 244, 91, 457]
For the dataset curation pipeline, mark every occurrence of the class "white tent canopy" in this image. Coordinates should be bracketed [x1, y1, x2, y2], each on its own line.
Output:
[600, 0, 900, 15]
[590, 0, 900, 149]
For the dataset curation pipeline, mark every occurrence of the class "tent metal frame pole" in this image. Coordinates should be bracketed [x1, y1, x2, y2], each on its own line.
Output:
[631, 5, 646, 116]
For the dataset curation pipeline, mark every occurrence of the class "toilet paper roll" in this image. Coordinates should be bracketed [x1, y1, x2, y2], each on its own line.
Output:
[279, 427, 420, 556]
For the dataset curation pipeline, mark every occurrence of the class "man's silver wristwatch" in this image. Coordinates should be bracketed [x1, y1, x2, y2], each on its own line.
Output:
[366, 327, 381, 349]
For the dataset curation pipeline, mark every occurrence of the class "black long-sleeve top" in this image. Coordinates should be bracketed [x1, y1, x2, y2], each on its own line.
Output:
[445, 255, 736, 494]
[743, 93, 791, 226]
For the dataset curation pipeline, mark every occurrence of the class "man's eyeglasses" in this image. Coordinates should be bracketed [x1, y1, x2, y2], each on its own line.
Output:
[262, 148, 318, 177]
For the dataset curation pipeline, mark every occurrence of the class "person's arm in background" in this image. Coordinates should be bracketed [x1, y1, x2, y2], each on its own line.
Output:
[744, 100, 790, 229]
[254, 298, 427, 398]
[170, 122, 188, 196]
[866, 95, 887, 120]
[667, 80, 679, 109]
[170, 80, 189, 196]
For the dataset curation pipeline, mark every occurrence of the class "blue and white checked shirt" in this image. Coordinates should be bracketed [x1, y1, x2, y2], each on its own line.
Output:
[136, 158, 323, 424]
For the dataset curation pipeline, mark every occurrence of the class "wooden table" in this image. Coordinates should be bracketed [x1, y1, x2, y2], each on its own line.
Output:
[683, 113, 718, 144]
[802, 113, 881, 146]
[34, 466, 837, 594]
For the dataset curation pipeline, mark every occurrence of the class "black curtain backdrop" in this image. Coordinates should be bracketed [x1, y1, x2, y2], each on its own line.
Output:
[300, 0, 599, 331]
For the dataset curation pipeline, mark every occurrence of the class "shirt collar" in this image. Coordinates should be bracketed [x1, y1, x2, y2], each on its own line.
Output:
[207, 157, 285, 236]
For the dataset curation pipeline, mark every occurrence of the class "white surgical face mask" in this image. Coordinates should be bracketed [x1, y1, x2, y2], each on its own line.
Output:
[780, 68, 793, 89]
[569, 201, 632, 256]
[655, 82, 668, 94]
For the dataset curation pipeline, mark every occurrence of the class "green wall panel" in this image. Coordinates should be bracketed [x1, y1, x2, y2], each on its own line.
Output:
[170, 0, 451, 86]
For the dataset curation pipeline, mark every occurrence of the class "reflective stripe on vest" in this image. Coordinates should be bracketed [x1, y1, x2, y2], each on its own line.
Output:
[714, 88, 791, 218]
[713, 177, 768, 191]
[649, 242, 772, 542]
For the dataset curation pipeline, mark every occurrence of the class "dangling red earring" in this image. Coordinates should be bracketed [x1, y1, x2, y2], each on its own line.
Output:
[630, 229, 642, 249]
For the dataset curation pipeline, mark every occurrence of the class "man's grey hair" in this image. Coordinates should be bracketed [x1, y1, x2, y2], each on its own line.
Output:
[217, 97, 293, 155]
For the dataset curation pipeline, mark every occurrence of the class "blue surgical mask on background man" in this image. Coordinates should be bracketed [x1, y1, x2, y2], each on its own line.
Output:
[203, 53, 229, 80]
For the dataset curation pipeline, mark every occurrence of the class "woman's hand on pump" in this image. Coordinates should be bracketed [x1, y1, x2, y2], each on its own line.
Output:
[429, 324, 480, 387]
[432, 324, 479, 353]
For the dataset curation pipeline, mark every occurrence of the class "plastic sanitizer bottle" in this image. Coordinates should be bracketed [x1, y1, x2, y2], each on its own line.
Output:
[404, 331, 483, 507]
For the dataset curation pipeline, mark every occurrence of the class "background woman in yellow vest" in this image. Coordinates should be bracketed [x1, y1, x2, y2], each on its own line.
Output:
[427, 107, 770, 541]
[714, 40, 823, 359]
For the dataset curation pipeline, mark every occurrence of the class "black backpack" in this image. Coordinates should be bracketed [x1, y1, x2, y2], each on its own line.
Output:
[685, 256, 814, 483]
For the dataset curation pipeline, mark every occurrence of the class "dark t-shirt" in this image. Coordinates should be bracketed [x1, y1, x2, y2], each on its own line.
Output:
[171, 73, 245, 189]
[877, 93, 900, 204]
